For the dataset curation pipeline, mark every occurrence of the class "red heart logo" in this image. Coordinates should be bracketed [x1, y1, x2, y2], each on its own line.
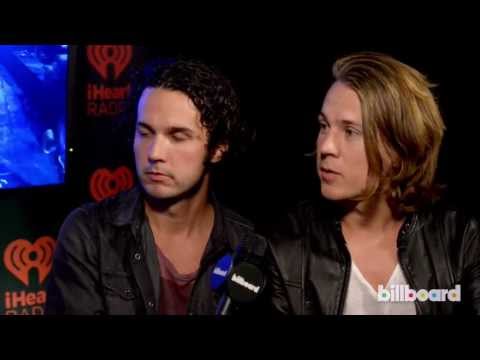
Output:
[3, 236, 56, 286]
[89, 166, 134, 202]
[87, 45, 133, 80]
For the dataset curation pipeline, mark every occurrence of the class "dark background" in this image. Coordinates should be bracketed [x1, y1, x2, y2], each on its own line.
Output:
[151, 39, 479, 222]
[1, 38, 479, 313]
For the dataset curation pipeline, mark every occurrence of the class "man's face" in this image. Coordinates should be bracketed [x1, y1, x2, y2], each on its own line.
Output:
[134, 87, 221, 200]
[316, 81, 370, 201]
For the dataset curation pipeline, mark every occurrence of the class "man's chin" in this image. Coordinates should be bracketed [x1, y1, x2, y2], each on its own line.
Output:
[142, 183, 178, 200]
[321, 189, 353, 202]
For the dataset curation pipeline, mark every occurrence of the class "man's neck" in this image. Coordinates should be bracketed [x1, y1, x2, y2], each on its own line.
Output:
[144, 179, 214, 241]
[144, 175, 217, 275]
[340, 194, 404, 236]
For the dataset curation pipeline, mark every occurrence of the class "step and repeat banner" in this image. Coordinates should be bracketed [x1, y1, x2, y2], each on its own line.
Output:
[0, 45, 156, 314]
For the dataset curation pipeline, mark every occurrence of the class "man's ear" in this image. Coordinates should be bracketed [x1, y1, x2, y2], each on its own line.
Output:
[210, 143, 229, 163]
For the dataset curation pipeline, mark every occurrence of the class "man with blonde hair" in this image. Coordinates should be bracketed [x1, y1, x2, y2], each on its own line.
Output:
[264, 52, 480, 315]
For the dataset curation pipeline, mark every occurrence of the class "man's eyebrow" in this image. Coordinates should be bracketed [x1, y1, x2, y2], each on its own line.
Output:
[318, 112, 329, 124]
[168, 126, 195, 135]
[340, 119, 361, 127]
[318, 113, 361, 127]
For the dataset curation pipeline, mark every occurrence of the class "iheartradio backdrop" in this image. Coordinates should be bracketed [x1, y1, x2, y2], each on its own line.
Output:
[0, 45, 144, 315]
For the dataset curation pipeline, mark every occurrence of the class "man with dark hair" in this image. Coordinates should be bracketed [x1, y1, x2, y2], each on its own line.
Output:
[46, 59, 267, 315]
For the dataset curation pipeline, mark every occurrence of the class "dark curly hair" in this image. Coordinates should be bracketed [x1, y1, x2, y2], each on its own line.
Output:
[128, 58, 251, 163]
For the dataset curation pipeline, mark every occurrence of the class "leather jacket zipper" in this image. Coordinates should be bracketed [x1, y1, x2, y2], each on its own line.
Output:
[337, 240, 351, 315]
[334, 220, 351, 315]
[397, 215, 423, 315]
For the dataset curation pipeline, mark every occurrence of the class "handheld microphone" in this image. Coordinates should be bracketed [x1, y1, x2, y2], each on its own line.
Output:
[212, 234, 268, 315]
[216, 261, 266, 315]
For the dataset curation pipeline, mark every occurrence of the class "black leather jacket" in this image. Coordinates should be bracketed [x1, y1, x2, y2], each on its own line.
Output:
[45, 187, 267, 315]
[265, 200, 480, 315]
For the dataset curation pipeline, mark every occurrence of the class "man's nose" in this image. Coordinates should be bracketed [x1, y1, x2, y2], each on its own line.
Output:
[148, 136, 168, 163]
[317, 128, 340, 158]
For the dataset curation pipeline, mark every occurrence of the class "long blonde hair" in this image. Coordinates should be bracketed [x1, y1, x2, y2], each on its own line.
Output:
[332, 52, 446, 214]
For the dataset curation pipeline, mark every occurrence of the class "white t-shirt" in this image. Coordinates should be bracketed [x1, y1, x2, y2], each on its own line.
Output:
[343, 262, 416, 315]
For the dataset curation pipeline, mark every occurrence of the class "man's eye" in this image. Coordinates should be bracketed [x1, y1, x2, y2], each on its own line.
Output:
[319, 122, 328, 131]
[345, 127, 361, 137]
[171, 133, 189, 142]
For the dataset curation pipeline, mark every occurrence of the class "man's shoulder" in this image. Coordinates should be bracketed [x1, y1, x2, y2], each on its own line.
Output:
[418, 201, 480, 238]
[96, 187, 141, 222]
[218, 204, 269, 257]
[221, 205, 256, 232]
[262, 199, 329, 236]
[61, 187, 141, 231]
[61, 201, 98, 229]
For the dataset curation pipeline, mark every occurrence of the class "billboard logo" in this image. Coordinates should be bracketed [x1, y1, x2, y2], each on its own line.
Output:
[90, 166, 134, 202]
[87, 45, 133, 81]
[3, 236, 56, 286]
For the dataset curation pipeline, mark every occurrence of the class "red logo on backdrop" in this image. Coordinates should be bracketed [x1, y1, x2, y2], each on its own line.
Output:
[90, 166, 134, 202]
[86, 45, 133, 117]
[87, 45, 133, 80]
[3, 236, 56, 286]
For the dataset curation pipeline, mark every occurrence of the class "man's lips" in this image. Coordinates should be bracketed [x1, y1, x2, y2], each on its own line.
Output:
[145, 171, 171, 181]
[320, 167, 340, 175]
